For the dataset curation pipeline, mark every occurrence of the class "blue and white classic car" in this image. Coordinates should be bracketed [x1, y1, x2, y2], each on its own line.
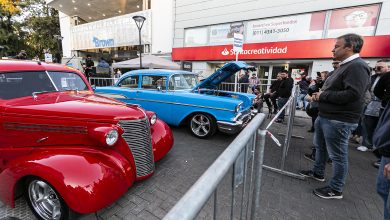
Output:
[95, 61, 256, 138]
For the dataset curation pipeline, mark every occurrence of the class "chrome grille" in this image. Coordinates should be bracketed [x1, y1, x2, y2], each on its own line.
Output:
[119, 118, 155, 177]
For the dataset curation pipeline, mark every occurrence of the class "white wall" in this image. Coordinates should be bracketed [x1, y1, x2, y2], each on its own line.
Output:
[59, 12, 72, 58]
[192, 62, 212, 77]
[376, 1, 390, 35]
[151, 0, 173, 54]
[173, 0, 390, 48]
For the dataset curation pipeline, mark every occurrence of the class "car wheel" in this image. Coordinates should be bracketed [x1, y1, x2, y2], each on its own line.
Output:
[189, 113, 217, 138]
[26, 178, 73, 220]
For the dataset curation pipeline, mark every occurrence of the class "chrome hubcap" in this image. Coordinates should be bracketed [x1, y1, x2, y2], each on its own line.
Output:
[191, 114, 210, 137]
[28, 180, 62, 220]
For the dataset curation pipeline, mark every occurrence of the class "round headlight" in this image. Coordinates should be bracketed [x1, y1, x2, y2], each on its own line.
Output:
[150, 114, 157, 125]
[106, 129, 119, 146]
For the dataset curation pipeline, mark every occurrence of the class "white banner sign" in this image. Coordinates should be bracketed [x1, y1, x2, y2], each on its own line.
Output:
[326, 4, 380, 38]
[246, 13, 324, 43]
[184, 27, 208, 47]
[70, 10, 151, 50]
[233, 33, 243, 52]
[44, 53, 53, 63]
[209, 22, 244, 45]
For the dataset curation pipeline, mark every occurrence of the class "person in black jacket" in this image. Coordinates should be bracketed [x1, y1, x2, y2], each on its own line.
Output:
[83, 54, 94, 80]
[239, 71, 249, 93]
[373, 61, 390, 168]
[275, 70, 293, 123]
[299, 34, 370, 199]
[262, 73, 282, 114]
[374, 69, 390, 110]
[358, 59, 390, 153]
[375, 102, 390, 219]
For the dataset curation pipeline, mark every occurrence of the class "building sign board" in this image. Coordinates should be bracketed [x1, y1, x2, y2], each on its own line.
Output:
[246, 12, 326, 43]
[172, 35, 390, 61]
[233, 33, 243, 52]
[327, 4, 380, 38]
[70, 10, 151, 50]
[184, 27, 208, 47]
[209, 22, 244, 45]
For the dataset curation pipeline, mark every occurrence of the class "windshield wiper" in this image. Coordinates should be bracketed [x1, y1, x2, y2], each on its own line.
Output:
[32, 91, 54, 98]
[64, 89, 79, 94]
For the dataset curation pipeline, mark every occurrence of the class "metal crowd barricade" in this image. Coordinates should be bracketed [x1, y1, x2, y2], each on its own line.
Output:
[89, 77, 117, 87]
[262, 85, 305, 179]
[218, 82, 270, 93]
[163, 114, 267, 220]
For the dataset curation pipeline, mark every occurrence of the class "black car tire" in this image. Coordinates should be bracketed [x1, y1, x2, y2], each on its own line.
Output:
[188, 113, 217, 138]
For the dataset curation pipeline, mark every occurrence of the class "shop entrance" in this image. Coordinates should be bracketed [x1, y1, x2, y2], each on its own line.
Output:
[255, 63, 311, 91]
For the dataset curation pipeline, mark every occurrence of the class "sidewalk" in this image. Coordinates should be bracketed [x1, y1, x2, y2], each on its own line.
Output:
[0, 113, 383, 220]
[260, 114, 382, 219]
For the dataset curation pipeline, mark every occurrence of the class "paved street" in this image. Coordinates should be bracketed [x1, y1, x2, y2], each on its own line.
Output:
[0, 113, 383, 220]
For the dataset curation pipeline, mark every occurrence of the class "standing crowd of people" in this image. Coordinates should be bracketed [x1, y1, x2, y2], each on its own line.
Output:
[295, 33, 390, 220]
[246, 33, 390, 219]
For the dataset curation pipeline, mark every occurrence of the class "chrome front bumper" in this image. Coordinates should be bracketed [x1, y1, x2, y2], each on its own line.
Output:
[217, 110, 257, 134]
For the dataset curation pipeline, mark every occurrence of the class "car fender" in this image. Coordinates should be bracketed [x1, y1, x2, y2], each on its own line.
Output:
[150, 118, 174, 162]
[0, 148, 135, 214]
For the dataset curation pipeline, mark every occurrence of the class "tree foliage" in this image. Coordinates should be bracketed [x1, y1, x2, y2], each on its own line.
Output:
[0, 0, 60, 59]
[0, 0, 21, 15]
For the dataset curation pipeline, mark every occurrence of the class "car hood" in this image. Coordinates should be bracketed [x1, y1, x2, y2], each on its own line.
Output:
[3, 92, 146, 123]
[192, 61, 255, 91]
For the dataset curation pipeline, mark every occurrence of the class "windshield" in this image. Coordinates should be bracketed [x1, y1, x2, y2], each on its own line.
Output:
[47, 71, 88, 91]
[0, 71, 88, 100]
[168, 74, 199, 90]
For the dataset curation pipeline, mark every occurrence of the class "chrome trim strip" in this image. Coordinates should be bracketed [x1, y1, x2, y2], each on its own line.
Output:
[217, 120, 243, 126]
[97, 92, 236, 113]
[129, 97, 235, 112]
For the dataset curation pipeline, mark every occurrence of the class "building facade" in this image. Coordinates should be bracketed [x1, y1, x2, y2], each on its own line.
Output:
[46, 0, 174, 68]
[172, 0, 390, 80]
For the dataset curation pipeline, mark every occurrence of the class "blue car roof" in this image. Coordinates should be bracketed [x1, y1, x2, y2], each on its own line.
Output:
[121, 69, 194, 77]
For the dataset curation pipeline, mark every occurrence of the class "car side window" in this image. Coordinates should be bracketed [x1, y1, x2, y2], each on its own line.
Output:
[141, 76, 167, 90]
[120, 76, 138, 88]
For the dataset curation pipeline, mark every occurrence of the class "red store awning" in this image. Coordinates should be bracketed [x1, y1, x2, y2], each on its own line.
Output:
[172, 35, 390, 61]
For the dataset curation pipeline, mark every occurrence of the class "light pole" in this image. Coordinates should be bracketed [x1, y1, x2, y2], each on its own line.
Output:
[132, 15, 146, 69]
[53, 35, 64, 63]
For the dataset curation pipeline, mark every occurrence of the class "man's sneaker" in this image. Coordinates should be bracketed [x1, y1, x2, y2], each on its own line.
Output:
[304, 153, 315, 162]
[373, 160, 380, 169]
[357, 145, 368, 152]
[299, 170, 325, 182]
[313, 186, 343, 199]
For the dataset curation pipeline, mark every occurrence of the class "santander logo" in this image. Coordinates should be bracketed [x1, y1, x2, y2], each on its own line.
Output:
[221, 48, 229, 56]
[221, 46, 288, 56]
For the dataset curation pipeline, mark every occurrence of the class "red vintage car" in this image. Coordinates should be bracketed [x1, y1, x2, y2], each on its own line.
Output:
[0, 60, 174, 220]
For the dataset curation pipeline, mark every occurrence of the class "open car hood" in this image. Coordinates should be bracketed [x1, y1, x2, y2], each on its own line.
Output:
[192, 61, 255, 91]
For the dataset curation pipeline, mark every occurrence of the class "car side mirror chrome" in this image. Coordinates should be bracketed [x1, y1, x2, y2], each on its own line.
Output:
[157, 86, 161, 91]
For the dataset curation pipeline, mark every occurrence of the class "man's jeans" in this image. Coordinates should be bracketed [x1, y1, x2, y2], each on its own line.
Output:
[362, 115, 379, 149]
[277, 98, 289, 120]
[296, 93, 307, 109]
[313, 116, 357, 192]
[377, 156, 390, 220]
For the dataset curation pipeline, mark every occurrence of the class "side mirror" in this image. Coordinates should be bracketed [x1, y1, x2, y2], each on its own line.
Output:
[91, 85, 96, 91]
[157, 86, 161, 91]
